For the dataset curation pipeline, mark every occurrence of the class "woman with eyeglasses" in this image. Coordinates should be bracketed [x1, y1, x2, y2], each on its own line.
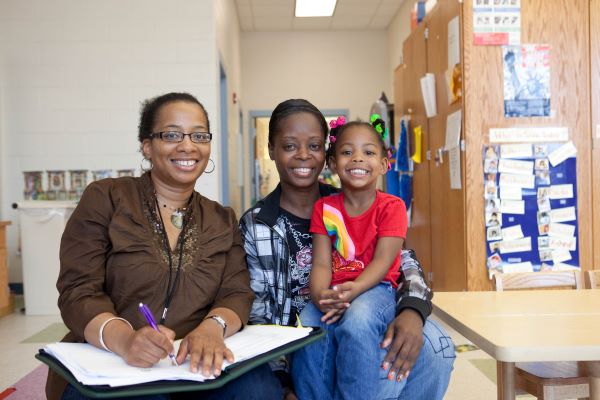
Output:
[47, 92, 283, 400]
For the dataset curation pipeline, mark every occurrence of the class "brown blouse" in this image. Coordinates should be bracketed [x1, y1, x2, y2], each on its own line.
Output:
[46, 172, 253, 399]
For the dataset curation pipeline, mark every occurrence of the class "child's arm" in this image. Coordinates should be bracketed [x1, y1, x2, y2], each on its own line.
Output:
[309, 233, 333, 310]
[343, 236, 404, 302]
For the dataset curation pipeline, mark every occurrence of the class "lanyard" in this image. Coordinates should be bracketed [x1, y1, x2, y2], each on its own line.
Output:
[154, 195, 192, 325]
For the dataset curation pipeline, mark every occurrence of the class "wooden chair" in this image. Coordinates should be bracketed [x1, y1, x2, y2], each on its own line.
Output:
[493, 271, 590, 399]
[586, 269, 600, 289]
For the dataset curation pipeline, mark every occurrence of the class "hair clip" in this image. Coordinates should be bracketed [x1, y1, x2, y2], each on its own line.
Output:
[329, 116, 346, 129]
[370, 113, 388, 139]
[329, 136, 337, 144]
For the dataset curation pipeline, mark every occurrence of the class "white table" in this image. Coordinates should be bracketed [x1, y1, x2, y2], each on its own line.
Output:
[433, 290, 600, 400]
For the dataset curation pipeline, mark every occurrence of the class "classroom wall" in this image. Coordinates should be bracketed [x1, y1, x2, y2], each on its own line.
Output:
[240, 30, 391, 121]
[387, 0, 418, 104]
[215, 0, 244, 214]
[0, 0, 222, 283]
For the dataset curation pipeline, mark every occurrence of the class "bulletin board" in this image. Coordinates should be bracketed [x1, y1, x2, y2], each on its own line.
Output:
[483, 142, 579, 274]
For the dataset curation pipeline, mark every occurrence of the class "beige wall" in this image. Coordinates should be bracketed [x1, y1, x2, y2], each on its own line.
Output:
[0, 0, 221, 282]
[241, 30, 391, 119]
[387, 0, 418, 103]
[215, 0, 244, 215]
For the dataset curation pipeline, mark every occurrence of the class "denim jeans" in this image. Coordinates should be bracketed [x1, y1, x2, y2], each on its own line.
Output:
[292, 282, 396, 400]
[379, 318, 456, 400]
[62, 363, 283, 400]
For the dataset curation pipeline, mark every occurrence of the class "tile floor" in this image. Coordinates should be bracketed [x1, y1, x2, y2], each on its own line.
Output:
[0, 296, 534, 399]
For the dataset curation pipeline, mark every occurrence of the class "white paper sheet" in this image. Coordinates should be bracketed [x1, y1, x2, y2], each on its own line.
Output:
[499, 186, 522, 200]
[548, 222, 576, 238]
[501, 199, 525, 215]
[499, 173, 535, 189]
[449, 146, 462, 189]
[548, 141, 577, 166]
[548, 184, 574, 199]
[445, 110, 462, 150]
[499, 237, 532, 254]
[501, 225, 524, 241]
[498, 159, 533, 175]
[500, 143, 533, 159]
[489, 127, 568, 143]
[44, 325, 313, 387]
[502, 261, 533, 273]
[549, 206, 577, 223]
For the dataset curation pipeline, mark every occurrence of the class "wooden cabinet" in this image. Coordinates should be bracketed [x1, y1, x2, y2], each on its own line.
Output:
[396, 0, 595, 291]
[0, 221, 12, 316]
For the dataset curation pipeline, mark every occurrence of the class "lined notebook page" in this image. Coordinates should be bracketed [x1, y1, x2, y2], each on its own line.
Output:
[44, 325, 312, 387]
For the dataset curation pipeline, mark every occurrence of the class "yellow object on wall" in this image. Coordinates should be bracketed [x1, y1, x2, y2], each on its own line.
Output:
[411, 125, 423, 164]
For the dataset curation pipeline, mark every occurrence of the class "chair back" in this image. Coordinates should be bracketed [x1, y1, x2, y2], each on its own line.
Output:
[493, 270, 583, 291]
[587, 270, 600, 289]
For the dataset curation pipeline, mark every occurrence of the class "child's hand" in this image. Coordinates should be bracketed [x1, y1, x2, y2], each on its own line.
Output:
[315, 287, 350, 324]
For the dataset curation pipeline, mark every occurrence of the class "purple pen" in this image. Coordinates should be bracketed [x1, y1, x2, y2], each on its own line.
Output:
[138, 303, 178, 366]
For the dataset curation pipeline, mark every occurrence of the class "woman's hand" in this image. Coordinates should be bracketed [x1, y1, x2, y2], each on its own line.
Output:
[121, 325, 176, 367]
[176, 321, 233, 377]
[380, 309, 423, 382]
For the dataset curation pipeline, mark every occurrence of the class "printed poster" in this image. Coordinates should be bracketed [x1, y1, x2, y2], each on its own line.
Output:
[473, 0, 521, 46]
[503, 44, 551, 117]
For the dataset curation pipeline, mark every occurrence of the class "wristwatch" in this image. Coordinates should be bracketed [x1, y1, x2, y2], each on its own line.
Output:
[206, 315, 227, 337]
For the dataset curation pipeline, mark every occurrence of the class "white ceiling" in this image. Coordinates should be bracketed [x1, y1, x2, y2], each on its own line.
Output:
[235, 0, 406, 31]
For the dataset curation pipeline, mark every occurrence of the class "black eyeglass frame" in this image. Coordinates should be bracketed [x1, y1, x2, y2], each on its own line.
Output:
[150, 131, 213, 143]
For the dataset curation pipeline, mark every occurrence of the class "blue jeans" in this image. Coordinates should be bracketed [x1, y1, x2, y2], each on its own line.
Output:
[62, 363, 283, 400]
[292, 282, 396, 400]
[380, 318, 456, 400]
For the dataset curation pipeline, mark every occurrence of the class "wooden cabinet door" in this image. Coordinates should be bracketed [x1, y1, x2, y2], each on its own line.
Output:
[425, 0, 467, 291]
[400, 22, 433, 282]
[592, 0, 600, 270]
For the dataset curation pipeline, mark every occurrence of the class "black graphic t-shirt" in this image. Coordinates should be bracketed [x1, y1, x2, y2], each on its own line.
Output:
[280, 208, 312, 326]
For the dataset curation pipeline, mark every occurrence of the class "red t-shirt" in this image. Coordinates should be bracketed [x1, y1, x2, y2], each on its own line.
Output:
[310, 191, 407, 287]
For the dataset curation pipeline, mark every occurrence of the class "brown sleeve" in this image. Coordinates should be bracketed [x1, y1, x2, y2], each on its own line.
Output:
[57, 181, 117, 340]
[210, 207, 254, 325]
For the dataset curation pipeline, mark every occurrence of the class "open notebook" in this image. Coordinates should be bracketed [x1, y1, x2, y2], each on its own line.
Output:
[40, 325, 315, 388]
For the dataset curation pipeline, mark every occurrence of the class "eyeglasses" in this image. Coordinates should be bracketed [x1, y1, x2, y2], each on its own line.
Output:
[150, 131, 213, 143]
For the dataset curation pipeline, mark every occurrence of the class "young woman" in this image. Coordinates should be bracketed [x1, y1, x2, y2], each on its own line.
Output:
[240, 99, 455, 399]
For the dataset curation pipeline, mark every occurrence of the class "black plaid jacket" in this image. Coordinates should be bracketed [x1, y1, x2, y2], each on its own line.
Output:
[239, 183, 433, 327]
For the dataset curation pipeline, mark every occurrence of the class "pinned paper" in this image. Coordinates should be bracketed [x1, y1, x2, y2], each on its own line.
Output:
[498, 159, 533, 175]
[500, 186, 522, 200]
[549, 236, 577, 251]
[489, 127, 569, 143]
[499, 173, 535, 189]
[502, 262, 534, 273]
[500, 143, 533, 159]
[548, 141, 577, 166]
[501, 225, 524, 241]
[548, 184, 574, 199]
[499, 237, 532, 254]
[420, 73, 437, 118]
[548, 222, 576, 238]
[501, 199, 525, 215]
[552, 249, 572, 263]
[445, 110, 462, 150]
[550, 206, 577, 223]
[449, 146, 462, 189]
[411, 126, 423, 164]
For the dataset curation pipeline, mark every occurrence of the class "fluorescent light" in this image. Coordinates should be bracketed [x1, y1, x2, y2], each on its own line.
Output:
[295, 0, 337, 17]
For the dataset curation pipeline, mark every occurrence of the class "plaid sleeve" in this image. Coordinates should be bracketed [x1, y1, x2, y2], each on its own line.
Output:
[396, 249, 433, 323]
[240, 212, 271, 325]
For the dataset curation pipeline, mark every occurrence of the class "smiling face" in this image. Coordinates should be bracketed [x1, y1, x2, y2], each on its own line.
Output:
[330, 125, 387, 192]
[142, 101, 210, 190]
[268, 112, 326, 191]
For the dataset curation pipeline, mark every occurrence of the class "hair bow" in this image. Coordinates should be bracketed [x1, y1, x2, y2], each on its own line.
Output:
[329, 116, 346, 129]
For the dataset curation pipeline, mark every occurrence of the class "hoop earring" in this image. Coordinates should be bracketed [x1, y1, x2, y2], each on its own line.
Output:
[140, 157, 153, 172]
[204, 158, 215, 174]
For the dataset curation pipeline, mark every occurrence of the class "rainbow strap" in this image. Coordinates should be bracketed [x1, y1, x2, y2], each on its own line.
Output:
[323, 203, 355, 260]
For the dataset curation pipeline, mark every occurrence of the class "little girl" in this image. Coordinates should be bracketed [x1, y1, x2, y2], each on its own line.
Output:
[292, 117, 408, 400]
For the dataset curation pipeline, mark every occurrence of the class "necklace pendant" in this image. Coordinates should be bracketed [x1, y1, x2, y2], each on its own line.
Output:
[170, 210, 184, 229]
